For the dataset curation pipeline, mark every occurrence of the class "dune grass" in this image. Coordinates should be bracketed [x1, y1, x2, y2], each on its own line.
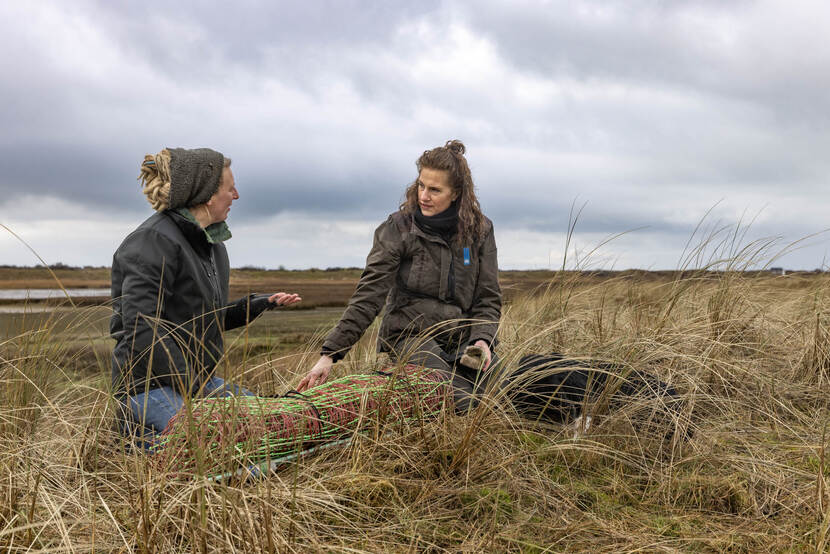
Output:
[2, 264, 830, 551]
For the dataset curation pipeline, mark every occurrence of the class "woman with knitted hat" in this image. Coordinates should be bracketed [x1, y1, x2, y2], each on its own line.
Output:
[111, 147, 301, 448]
[297, 140, 501, 411]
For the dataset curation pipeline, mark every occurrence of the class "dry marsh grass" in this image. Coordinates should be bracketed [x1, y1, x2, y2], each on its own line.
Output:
[2, 268, 830, 552]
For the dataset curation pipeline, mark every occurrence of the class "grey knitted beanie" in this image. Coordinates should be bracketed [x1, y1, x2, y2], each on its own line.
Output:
[166, 147, 225, 209]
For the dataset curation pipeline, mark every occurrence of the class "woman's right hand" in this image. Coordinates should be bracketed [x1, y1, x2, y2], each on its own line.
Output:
[297, 355, 334, 392]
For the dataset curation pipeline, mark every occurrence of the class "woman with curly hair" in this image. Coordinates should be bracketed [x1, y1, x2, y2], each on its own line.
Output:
[298, 140, 501, 410]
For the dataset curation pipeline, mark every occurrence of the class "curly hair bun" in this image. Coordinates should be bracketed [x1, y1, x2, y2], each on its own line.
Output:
[139, 150, 173, 211]
[445, 139, 466, 156]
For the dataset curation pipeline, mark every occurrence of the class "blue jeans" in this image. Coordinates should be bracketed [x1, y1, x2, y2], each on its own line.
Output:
[121, 376, 253, 451]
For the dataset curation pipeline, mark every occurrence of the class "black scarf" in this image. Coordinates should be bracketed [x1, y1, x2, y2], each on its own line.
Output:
[414, 202, 459, 243]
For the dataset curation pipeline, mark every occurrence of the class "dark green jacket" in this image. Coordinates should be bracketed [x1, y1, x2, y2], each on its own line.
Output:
[110, 211, 258, 396]
[322, 210, 501, 359]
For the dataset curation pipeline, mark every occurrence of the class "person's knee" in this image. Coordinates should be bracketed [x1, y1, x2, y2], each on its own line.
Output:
[411, 351, 451, 371]
[202, 376, 253, 397]
[394, 339, 452, 371]
[127, 387, 183, 432]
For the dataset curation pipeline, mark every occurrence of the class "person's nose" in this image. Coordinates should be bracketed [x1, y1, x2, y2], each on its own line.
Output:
[419, 188, 429, 203]
[233, 188, 239, 200]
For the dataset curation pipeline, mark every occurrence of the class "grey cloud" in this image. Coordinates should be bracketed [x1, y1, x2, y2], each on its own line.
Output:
[2, 0, 829, 270]
[0, 140, 413, 220]
[84, 0, 442, 91]
[456, 1, 826, 95]
[229, 177, 407, 220]
[0, 141, 140, 210]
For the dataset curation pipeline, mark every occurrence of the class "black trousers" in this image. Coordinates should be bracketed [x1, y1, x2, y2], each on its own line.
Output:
[391, 336, 500, 412]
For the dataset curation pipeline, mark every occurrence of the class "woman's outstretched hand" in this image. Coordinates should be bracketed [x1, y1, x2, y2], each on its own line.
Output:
[297, 355, 333, 392]
[268, 292, 302, 306]
[473, 339, 492, 371]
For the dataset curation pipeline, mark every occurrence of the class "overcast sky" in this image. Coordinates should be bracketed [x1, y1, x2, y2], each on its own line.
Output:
[2, 0, 829, 270]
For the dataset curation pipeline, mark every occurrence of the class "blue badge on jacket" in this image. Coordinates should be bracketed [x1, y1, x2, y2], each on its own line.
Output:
[463, 247, 471, 266]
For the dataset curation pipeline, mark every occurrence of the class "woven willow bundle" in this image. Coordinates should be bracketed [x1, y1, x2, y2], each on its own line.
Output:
[152, 365, 450, 476]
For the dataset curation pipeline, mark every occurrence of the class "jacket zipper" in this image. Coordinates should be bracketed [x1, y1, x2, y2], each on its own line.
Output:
[447, 250, 455, 301]
[204, 249, 220, 306]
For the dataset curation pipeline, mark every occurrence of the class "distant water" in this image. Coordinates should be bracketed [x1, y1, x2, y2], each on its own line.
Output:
[0, 289, 110, 300]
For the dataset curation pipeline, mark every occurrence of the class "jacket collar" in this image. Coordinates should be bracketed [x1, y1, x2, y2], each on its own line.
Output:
[172, 208, 232, 244]
[166, 209, 214, 256]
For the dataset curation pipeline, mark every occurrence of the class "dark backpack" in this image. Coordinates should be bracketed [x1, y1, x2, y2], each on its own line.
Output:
[505, 352, 679, 424]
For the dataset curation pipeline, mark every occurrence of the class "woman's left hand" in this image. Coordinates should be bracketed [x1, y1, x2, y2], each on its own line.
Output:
[473, 339, 492, 372]
[268, 292, 302, 306]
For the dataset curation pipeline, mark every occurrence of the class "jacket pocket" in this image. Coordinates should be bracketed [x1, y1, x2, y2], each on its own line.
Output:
[405, 249, 441, 298]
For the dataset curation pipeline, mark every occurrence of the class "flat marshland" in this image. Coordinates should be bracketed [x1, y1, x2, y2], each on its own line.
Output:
[1, 268, 829, 552]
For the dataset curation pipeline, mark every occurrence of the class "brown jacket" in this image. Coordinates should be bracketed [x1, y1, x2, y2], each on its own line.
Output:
[322, 211, 501, 359]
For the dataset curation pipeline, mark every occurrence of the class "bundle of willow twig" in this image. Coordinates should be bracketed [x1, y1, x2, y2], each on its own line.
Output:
[152, 365, 450, 477]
